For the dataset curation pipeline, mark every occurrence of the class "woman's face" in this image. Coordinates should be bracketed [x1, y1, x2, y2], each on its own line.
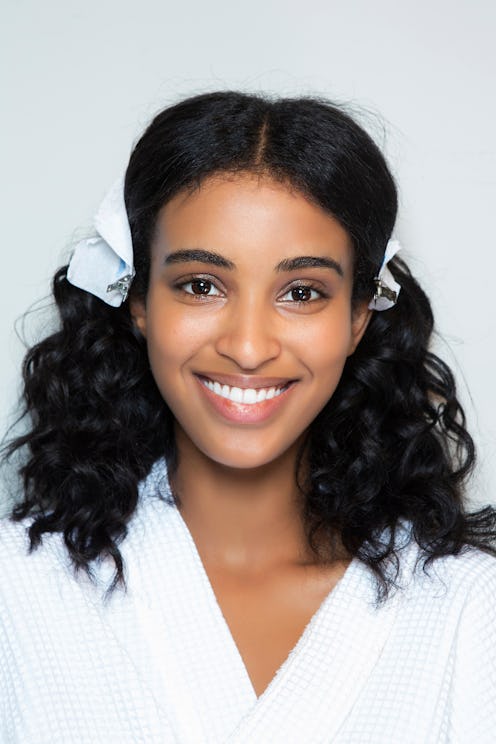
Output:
[131, 173, 371, 470]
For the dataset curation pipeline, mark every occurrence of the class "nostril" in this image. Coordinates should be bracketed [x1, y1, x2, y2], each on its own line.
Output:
[214, 333, 282, 369]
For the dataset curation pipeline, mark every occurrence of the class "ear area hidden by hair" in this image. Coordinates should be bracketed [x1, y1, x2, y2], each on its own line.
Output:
[129, 297, 148, 338]
[347, 302, 373, 356]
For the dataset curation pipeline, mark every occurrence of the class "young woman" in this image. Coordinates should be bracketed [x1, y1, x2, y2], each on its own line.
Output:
[1, 91, 495, 743]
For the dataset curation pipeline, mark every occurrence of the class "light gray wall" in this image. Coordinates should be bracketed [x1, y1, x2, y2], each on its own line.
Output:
[2, 0, 495, 510]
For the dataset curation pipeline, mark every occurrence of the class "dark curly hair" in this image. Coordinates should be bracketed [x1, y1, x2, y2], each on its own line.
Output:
[4, 91, 496, 600]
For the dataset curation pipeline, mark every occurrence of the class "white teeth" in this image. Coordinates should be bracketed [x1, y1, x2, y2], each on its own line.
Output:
[242, 388, 258, 404]
[256, 388, 267, 402]
[200, 378, 289, 405]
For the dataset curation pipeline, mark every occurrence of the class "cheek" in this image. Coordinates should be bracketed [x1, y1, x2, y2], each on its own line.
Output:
[144, 304, 212, 393]
[149, 315, 204, 352]
[295, 319, 354, 412]
[291, 313, 354, 370]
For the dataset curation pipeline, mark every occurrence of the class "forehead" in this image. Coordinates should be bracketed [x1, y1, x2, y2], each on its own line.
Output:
[154, 173, 353, 272]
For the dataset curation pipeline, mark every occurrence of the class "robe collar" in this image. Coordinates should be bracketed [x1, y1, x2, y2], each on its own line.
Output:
[89, 458, 409, 743]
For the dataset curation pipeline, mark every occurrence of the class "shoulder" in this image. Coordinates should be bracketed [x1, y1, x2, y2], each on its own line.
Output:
[437, 547, 496, 625]
[0, 508, 71, 563]
[446, 546, 496, 591]
[389, 537, 496, 655]
[388, 518, 496, 595]
[0, 460, 175, 603]
[0, 513, 70, 608]
[0, 513, 43, 574]
[0, 457, 169, 554]
[409, 543, 496, 599]
[382, 534, 496, 664]
[431, 549, 496, 739]
[396, 529, 496, 605]
[0, 512, 30, 553]
[372, 525, 496, 645]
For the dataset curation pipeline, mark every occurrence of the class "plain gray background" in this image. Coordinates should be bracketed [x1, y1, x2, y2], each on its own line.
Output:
[2, 0, 495, 511]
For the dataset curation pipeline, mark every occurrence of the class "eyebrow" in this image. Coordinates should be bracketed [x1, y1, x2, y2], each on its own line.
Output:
[163, 249, 344, 277]
[164, 249, 235, 269]
[275, 255, 343, 277]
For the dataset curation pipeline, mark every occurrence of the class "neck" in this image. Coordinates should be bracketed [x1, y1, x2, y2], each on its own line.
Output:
[169, 428, 317, 573]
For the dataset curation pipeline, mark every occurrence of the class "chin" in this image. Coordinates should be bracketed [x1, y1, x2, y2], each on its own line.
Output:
[194, 433, 305, 472]
[203, 448, 281, 471]
[173, 420, 306, 473]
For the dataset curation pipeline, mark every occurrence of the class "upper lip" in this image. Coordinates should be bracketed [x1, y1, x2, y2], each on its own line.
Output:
[195, 373, 296, 390]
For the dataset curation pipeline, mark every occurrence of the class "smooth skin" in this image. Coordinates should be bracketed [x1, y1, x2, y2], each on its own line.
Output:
[131, 173, 372, 696]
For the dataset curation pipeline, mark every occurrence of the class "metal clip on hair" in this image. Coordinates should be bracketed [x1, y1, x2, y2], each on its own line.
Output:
[367, 239, 402, 311]
[371, 278, 398, 306]
[107, 273, 135, 303]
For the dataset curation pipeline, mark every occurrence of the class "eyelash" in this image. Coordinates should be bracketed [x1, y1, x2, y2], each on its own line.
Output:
[280, 284, 327, 303]
[174, 276, 329, 304]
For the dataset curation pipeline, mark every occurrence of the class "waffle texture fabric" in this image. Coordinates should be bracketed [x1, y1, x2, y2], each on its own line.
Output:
[1, 458, 495, 743]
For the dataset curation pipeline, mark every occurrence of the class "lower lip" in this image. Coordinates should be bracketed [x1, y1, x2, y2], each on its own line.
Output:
[194, 376, 296, 424]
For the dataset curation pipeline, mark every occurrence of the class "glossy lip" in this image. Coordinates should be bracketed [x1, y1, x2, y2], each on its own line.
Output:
[194, 374, 297, 424]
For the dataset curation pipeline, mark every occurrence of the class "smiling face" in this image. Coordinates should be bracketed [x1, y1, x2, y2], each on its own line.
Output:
[131, 173, 371, 470]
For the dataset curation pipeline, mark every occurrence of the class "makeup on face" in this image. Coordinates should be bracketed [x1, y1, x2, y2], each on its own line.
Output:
[133, 173, 370, 470]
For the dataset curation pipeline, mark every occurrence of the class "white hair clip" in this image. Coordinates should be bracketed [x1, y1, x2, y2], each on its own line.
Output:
[368, 239, 402, 311]
[67, 179, 402, 312]
[67, 178, 134, 306]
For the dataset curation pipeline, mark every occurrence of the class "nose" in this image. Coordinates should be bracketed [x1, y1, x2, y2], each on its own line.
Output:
[214, 297, 282, 370]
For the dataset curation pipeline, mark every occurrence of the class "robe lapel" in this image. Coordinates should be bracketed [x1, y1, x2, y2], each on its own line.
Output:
[118, 495, 258, 744]
[226, 557, 401, 743]
[53, 554, 178, 741]
[96, 460, 403, 743]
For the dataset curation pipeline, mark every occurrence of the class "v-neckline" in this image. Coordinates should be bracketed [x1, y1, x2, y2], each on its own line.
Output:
[172, 501, 360, 702]
[113, 462, 402, 743]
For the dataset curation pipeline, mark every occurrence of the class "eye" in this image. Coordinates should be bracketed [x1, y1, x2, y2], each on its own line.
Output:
[279, 284, 325, 303]
[180, 278, 222, 297]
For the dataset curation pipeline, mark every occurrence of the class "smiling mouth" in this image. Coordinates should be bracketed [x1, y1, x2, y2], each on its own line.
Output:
[197, 375, 293, 405]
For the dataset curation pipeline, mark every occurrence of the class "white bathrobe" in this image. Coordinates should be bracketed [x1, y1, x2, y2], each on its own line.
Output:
[1, 459, 495, 743]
